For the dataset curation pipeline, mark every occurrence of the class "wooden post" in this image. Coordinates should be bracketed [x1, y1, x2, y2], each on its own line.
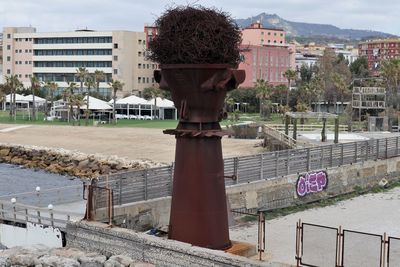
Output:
[37, 210, 41, 224]
[334, 117, 339, 144]
[321, 117, 327, 142]
[50, 211, 54, 227]
[285, 115, 290, 136]
[25, 208, 28, 222]
[293, 118, 297, 140]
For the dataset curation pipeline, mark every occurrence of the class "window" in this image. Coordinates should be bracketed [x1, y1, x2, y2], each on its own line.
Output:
[19, 50, 22, 53]
[29, 38, 32, 41]
[268, 32, 271, 35]
[113, 69, 118, 74]
[114, 43, 118, 49]
[15, 61, 18, 65]
[113, 55, 118, 61]
[146, 77, 149, 83]
[261, 31, 264, 35]
[25, 38, 28, 41]
[280, 33, 283, 37]
[138, 40, 142, 45]
[138, 51, 142, 57]
[29, 61, 32, 64]
[15, 50, 18, 53]
[7, 69, 11, 74]
[25, 49, 28, 53]
[7, 45, 10, 50]
[18, 74, 22, 78]
[25, 74, 28, 78]
[19, 61, 22, 64]
[7, 56, 10, 62]
[274, 33, 277, 36]
[25, 61, 28, 64]
[138, 63, 142, 69]
[138, 77, 141, 83]
[7, 34, 10, 39]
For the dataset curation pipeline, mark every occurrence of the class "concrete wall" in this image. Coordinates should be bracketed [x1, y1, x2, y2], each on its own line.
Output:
[66, 221, 287, 267]
[0, 222, 63, 248]
[109, 156, 400, 230]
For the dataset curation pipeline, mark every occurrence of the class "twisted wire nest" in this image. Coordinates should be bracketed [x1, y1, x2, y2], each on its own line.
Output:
[148, 6, 242, 65]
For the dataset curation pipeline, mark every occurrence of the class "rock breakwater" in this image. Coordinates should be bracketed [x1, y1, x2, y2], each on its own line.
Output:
[0, 143, 166, 179]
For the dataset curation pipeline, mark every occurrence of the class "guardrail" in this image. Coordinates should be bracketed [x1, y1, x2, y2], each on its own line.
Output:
[263, 124, 297, 148]
[97, 136, 400, 207]
[266, 124, 349, 132]
[0, 199, 83, 230]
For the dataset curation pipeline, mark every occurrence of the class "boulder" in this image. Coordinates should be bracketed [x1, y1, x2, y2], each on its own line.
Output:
[109, 255, 134, 266]
[0, 148, 10, 157]
[78, 252, 107, 267]
[38, 255, 80, 267]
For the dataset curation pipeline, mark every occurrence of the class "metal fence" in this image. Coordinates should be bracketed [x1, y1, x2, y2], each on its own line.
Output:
[295, 221, 398, 267]
[97, 136, 400, 206]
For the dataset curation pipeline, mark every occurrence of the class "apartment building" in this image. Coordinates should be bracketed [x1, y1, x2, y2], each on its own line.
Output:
[239, 44, 293, 87]
[2, 27, 156, 97]
[241, 21, 285, 46]
[359, 38, 400, 75]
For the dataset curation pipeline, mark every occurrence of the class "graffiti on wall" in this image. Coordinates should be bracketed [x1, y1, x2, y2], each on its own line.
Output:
[296, 171, 328, 197]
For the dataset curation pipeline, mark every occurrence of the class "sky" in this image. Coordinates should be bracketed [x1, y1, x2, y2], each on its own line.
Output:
[0, 0, 399, 35]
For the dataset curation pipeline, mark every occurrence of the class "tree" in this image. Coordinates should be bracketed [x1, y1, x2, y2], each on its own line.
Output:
[94, 70, 105, 95]
[75, 67, 89, 94]
[66, 82, 78, 123]
[142, 87, 163, 119]
[70, 94, 86, 126]
[29, 76, 41, 121]
[350, 57, 369, 78]
[46, 81, 58, 118]
[255, 79, 272, 118]
[84, 74, 96, 126]
[109, 80, 124, 125]
[272, 84, 288, 105]
[283, 69, 297, 106]
[299, 65, 313, 84]
[332, 73, 349, 114]
[5, 75, 22, 121]
[381, 59, 400, 110]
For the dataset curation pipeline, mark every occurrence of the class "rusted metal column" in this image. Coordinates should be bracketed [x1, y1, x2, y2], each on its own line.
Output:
[155, 64, 245, 250]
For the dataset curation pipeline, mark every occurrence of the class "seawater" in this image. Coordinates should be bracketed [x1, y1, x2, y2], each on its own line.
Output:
[0, 163, 82, 202]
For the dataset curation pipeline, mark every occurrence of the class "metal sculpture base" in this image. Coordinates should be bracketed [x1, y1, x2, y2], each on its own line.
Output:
[166, 127, 231, 250]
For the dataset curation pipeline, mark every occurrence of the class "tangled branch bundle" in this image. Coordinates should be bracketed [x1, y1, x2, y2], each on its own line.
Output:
[148, 6, 242, 65]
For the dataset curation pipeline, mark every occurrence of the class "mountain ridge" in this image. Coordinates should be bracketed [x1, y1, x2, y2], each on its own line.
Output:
[235, 13, 395, 40]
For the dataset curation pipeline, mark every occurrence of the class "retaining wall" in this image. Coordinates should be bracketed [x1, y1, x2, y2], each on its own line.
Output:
[105, 156, 400, 230]
[66, 221, 288, 267]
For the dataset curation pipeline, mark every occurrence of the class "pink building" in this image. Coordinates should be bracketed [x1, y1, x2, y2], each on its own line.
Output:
[241, 22, 285, 46]
[239, 44, 293, 87]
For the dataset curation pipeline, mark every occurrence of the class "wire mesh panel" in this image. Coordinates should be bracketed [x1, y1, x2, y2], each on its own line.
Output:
[301, 223, 338, 267]
[342, 230, 383, 267]
[388, 237, 400, 267]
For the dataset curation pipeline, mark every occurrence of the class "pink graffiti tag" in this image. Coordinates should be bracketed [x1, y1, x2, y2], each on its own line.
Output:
[296, 171, 328, 197]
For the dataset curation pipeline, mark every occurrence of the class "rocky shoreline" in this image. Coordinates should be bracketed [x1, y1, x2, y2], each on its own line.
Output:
[0, 245, 154, 267]
[0, 143, 166, 179]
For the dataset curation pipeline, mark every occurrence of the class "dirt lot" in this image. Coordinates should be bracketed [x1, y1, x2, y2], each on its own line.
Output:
[0, 124, 262, 163]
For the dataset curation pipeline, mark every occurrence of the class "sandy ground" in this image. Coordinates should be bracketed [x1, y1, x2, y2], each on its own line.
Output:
[0, 124, 262, 163]
[230, 187, 400, 266]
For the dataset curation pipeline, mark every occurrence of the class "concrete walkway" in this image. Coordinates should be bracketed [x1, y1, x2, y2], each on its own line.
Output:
[0, 125, 32, 133]
[230, 187, 400, 266]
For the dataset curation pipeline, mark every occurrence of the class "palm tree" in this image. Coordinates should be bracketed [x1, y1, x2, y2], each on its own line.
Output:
[70, 94, 86, 126]
[30, 76, 41, 121]
[381, 59, 400, 110]
[94, 70, 105, 95]
[283, 69, 297, 106]
[142, 87, 163, 119]
[46, 81, 58, 118]
[84, 74, 96, 126]
[66, 82, 78, 123]
[108, 79, 124, 125]
[75, 67, 89, 94]
[332, 73, 348, 114]
[255, 79, 272, 119]
[5, 75, 22, 121]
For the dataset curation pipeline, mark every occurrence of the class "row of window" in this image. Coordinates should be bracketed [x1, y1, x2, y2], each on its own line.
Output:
[15, 49, 33, 53]
[261, 32, 284, 37]
[261, 40, 283, 44]
[137, 77, 155, 84]
[34, 73, 113, 83]
[252, 54, 290, 67]
[34, 49, 113, 56]
[34, 36, 113, 44]
[15, 60, 32, 65]
[34, 61, 112, 68]
[138, 63, 158, 69]
[252, 70, 286, 82]
[15, 37, 33, 42]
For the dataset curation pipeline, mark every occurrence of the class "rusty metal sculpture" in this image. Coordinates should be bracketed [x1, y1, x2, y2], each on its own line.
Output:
[155, 65, 245, 249]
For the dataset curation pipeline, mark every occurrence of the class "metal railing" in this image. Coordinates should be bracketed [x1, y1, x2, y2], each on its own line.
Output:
[96, 136, 400, 206]
[0, 199, 83, 230]
[263, 124, 297, 148]
[266, 124, 349, 132]
[295, 220, 398, 267]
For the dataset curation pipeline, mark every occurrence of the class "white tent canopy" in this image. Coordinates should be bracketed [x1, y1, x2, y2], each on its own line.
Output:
[5, 94, 29, 103]
[146, 97, 175, 108]
[113, 95, 148, 105]
[82, 96, 112, 110]
[24, 95, 46, 103]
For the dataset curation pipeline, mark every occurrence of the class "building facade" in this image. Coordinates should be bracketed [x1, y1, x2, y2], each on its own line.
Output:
[359, 38, 400, 75]
[239, 44, 292, 87]
[2, 27, 156, 97]
[241, 22, 285, 46]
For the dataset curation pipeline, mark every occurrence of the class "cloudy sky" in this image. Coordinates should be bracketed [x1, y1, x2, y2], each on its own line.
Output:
[0, 0, 399, 35]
